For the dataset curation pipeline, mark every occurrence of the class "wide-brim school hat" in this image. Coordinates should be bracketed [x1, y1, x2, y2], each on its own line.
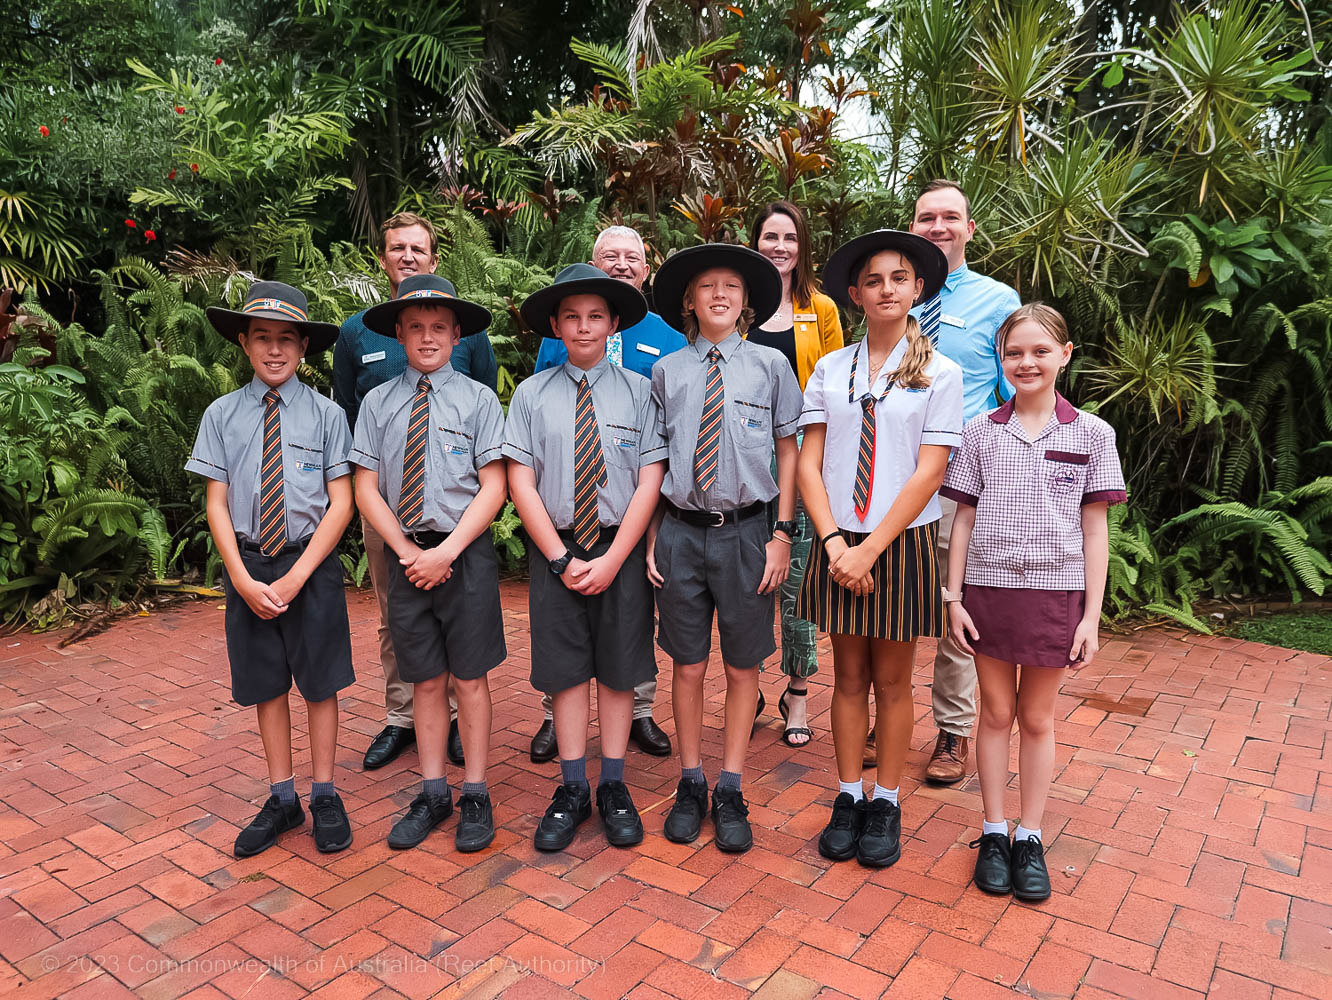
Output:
[519, 262, 648, 334]
[206, 281, 340, 354]
[652, 243, 782, 332]
[822, 230, 948, 310]
[361, 274, 492, 338]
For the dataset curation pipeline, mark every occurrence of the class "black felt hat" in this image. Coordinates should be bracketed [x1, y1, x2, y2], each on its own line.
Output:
[362, 274, 492, 338]
[652, 243, 782, 332]
[822, 230, 948, 309]
[519, 263, 648, 334]
[206, 281, 340, 353]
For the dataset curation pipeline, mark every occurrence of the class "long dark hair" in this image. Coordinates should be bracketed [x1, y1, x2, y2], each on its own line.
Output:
[749, 201, 818, 307]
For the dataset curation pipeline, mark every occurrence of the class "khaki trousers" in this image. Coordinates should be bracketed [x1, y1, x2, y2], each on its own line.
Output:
[931, 496, 978, 736]
[540, 679, 658, 722]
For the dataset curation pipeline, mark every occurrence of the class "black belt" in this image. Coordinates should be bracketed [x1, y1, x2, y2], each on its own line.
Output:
[236, 534, 309, 557]
[665, 500, 766, 528]
[557, 526, 619, 548]
[408, 529, 451, 547]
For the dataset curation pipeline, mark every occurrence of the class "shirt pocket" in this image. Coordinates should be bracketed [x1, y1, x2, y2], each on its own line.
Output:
[438, 428, 476, 478]
[1044, 450, 1089, 497]
[602, 423, 641, 469]
[734, 399, 772, 442]
[287, 442, 326, 478]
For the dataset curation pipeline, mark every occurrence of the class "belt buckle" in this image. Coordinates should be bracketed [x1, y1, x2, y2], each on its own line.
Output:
[708, 510, 725, 528]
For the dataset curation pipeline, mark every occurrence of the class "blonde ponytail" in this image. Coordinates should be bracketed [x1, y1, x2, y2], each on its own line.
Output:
[885, 315, 934, 389]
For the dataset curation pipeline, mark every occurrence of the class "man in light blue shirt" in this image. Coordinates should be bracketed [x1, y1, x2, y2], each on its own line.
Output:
[908, 180, 1021, 786]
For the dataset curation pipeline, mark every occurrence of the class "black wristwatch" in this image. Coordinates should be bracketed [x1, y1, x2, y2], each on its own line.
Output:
[548, 550, 573, 576]
[772, 519, 797, 540]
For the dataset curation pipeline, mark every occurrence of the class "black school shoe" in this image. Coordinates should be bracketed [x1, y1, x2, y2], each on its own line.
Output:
[970, 833, 1012, 894]
[710, 786, 753, 853]
[455, 792, 495, 853]
[235, 795, 305, 858]
[663, 777, 708, 843]
[856, 798, 902, 868]
[447, 718, 465, 767]
[596, 780, 644, 847]
[818, 792, 865, 861]
[1011, 834, 1051, 902]
[534, 782, 592, 852]
[311, 793, 353, 853]
[387, 790, 453, 849]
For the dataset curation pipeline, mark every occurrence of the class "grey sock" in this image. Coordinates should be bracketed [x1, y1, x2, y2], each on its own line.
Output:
[311, 780, 335, 802]
[271, 776, 297, 806]
[682, 765, 705, 783]
[598, 756, 625, 786]
[717, 770, 742, 791]
[461, 781, 488, 798]
[422, 777, 449, 799]
[560, 756, 588, 786]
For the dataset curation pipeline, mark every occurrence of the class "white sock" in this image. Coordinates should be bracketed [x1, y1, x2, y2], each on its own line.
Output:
[838, 780, 864, 801]
[872, 784, 898, 805]
[1014, 825, 1042, 843]
[982, 819, 1009, 837]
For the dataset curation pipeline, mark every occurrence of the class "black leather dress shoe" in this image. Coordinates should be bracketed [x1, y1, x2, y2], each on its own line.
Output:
[1011, 835, 1051, 901]
[971, 833, 1013, 894]
[533, 782, 591, 852]
[234, 795, 304, 858]
[363, 725, 416, 770]
[596, 780, 644, 847]
[710, 786, 753, 853]
[455, 792, 495, 853]
[629, 717, 672, 756]
[387, 791, 453, 849]
[818, 792, 864, 862]
[529, 718, 558, 763]
[663, 777, 708, 843]
[448, 718, 464, 767]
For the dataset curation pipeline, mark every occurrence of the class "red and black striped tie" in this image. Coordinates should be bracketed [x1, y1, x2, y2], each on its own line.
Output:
[572, 376, 607, 552]
[398, 375, 431, 528]
[694, 347, 724, 493]
[257, 389, 287, 555]
[853, 396, 876, 520]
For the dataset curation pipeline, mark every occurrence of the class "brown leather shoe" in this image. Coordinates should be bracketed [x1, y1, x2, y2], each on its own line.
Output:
[925, 730, 969, 785]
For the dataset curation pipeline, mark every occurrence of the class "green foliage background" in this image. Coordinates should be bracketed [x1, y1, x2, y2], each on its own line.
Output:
[2, 0, 1331, 629]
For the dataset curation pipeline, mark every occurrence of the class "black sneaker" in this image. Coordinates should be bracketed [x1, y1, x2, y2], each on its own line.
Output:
[856, 797, 901, 868]
[970, 833, 1012, 894]
[1011, 834, 1051, 901]
[234, 795, 304, 858]
[387, 791, 453, 850]
[710, 786, 753, 853]
[664, 777, 708, 844]
[596, 781, 644, 847]
[818, 792, 865, 861]
[533, 782, 592, 852]
[455, 792, 495, 853]
[311, 793, 353, 853]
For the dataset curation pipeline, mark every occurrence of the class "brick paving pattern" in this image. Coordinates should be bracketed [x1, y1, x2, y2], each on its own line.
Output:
[1, 582, 1330, 999]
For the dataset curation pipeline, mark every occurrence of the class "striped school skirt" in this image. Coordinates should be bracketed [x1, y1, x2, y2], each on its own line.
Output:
[795, 522, 943, 640]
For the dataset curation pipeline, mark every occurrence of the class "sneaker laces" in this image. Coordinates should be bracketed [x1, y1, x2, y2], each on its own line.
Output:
[459, 793, 487, 824]
[548, 784, 583, 818]
[674, 779, 705, 815]
[311, 796, 342, 827]
[829, 797, 859, 830]
[863, 800, 893, 837]
[252, 796, 288, 830]
[602, 782, 634, 815]
[713, 788, 749, 824]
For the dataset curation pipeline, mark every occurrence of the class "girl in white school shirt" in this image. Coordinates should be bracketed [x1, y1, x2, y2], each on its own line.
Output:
[939, 303, 1125, 902]
[795, 230, 964, 868]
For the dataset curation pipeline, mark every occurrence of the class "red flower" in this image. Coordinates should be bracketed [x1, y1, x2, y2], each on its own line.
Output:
[215, 57, 223, 65]
[125, 219, 137, 228]
[39, 125, 49, 137]
[168, 168, 177, 180]
[190, 162, 199, 172]
[175, 106, 186, 114]
[144, 230, 157, 241]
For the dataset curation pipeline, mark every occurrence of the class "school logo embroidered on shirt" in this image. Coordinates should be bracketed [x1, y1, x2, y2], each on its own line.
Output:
[1050, 467, 1078, 493]
[613, 436, 635, 449]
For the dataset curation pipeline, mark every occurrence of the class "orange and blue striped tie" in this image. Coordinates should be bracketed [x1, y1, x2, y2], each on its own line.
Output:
[257, 389, 287, 555]
[695, 347, 724, 493]
[398, 375, 431, 528]
[853, 396, 876, 520]
[572, 376, 607, 552]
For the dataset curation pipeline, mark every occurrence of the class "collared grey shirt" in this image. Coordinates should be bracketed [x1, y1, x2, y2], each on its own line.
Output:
[185, 375, 352, 543]
[350, 363, 505, 533]
[651, 331, 801, 511]
[503, 358, 667, 529]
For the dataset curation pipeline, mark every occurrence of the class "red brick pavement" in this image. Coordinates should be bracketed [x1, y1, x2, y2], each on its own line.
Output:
[1, 583, 1330, 999]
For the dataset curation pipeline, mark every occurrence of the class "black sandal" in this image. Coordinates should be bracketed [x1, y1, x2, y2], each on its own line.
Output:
[752, 690, 766, 733]
[778, 684, 813, 748]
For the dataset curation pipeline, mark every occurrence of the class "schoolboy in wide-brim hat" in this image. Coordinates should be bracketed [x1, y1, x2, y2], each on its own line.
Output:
[520, 263, 648, 334]
[652, 244, 783, 332]
[207, 281, 340, 354]
[362, 274, 491, 339]
[822, 230, 948, 310]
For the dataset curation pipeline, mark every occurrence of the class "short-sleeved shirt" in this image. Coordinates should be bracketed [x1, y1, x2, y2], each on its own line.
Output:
[911, 263, 1021, 421]
[799, 337, 964, 531]
[534, 310, 689, 379]
[502, 358, 667, 528]
[651, 331, 802, 511]
[185, 375, 352, 543]
[939, 394, 1127, 589]
[349, 363, 505, 533]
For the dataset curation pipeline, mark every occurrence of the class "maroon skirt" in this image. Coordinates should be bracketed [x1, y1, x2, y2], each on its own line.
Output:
[962, 585, 1086, 667]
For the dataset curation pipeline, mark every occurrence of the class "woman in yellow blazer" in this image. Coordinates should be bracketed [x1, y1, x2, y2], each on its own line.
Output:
[749, 200, 844, 748]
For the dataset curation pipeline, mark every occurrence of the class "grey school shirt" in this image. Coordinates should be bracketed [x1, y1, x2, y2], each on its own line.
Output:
[650, 331, 801, 511]
[502, 358, 667, 529]
[349, 362, 505, 533]
[185, 374, 353, 543]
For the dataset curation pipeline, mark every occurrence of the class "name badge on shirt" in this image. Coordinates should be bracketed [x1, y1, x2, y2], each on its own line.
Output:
[940, 314, 965, 329]
[361, 350, 387, 363]
[613, 436, 635, 449]
[794, 312, 817, 323]
[297, 461, 320, 472]
[635, 343, 661, 356]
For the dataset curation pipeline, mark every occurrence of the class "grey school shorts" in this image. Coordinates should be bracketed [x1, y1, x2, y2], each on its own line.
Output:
[223, 542, 355, 707]
[386, 533, 507, 683]
[528, 529, 657, 695]
[653, 511, 776, 669]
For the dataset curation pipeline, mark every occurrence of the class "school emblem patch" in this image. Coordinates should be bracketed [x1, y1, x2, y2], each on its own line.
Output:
[1050, 467, 1078, 493]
